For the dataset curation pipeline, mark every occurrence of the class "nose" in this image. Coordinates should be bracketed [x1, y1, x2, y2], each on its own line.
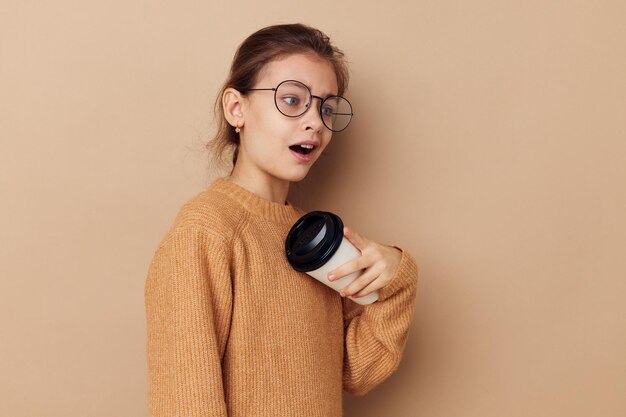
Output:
[301, 95, 325, 131]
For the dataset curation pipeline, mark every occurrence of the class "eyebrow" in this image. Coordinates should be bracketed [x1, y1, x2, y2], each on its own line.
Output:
[308, 85, 339, 98]
[288, 79, 337, 98]
[257, 78, 338, 98]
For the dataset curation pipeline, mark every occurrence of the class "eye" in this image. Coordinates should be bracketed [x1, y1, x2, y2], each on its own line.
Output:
[282, 96, 300, 106]
[321, 105, 335, 116]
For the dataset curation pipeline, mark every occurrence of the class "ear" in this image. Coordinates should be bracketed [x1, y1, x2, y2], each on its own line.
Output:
[222, 87, 245, 129]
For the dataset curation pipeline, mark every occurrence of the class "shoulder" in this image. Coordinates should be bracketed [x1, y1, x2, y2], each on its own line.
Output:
[161, 184, 248, 247]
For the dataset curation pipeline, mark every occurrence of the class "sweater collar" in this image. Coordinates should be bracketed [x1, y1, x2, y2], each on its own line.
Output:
[211, 178, 301, 225]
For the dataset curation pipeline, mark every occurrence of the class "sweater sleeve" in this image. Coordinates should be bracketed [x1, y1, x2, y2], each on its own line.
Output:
[145, 226, 233, 417]
[342, 246, 418, 396]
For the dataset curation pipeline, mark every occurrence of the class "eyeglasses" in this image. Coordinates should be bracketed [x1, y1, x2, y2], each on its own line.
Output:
[244, 80, 353, 132]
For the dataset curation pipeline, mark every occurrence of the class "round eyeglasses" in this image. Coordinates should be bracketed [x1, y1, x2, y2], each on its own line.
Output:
[244, 80, 354, 132]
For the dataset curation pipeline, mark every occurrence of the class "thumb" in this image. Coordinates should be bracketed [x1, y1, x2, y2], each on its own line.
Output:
[343, 226, 368, 251]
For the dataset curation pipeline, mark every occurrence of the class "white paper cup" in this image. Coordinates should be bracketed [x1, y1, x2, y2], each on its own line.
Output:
[285, 211, 379, 305]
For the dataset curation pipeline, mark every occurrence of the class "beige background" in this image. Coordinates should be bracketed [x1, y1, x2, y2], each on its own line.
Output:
[1, 1, 625, 416]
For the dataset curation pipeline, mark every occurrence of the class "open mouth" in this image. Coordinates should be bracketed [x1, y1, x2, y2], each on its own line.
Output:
[289, 144, 316, 155]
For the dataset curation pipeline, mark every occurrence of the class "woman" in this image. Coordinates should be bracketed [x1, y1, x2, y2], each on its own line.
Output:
[145, 23, 418, 417]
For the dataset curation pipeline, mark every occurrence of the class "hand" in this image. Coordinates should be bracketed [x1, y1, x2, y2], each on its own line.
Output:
[327, 227, 402, 298]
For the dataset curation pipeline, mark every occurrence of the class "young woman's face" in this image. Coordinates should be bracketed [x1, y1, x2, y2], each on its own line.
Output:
[237, 53, 339, 184]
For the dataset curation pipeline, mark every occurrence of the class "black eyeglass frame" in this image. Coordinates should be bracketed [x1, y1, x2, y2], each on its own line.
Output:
[243, 79, 354, 132]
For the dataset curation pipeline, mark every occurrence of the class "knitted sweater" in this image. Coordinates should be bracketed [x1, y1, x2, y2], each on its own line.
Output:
[145, 178, 418, 417]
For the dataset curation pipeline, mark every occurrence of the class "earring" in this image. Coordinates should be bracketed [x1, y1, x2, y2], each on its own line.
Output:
[235, 126, 241, 133]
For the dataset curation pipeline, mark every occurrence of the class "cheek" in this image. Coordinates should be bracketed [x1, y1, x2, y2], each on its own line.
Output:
[320, 132, 333, 150]
[251, 107, 291, 137]
[248, 99, 281, 128]
[247, 121, 293, 161]
[245, 115, 279, 148]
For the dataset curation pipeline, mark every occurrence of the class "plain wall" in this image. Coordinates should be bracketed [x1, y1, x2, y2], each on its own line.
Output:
[1, 1, 625, 416]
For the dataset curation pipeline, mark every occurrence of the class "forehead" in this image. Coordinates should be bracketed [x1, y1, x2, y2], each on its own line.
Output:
[256, 53, 339, 96]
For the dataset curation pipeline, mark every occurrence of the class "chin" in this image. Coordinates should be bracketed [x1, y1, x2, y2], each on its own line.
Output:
[279, 168, 311, 183]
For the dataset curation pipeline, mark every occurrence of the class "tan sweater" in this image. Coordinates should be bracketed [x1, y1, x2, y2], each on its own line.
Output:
[145, 178, 418, 417]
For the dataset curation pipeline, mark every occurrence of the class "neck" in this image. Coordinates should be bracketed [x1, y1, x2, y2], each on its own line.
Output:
[228, 166, 290, 205]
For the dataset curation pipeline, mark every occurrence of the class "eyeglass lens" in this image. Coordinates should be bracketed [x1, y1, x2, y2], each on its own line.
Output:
[274, 81, 352, 132]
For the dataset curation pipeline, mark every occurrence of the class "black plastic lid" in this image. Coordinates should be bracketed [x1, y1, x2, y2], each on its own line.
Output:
[285, 211, 344, 272]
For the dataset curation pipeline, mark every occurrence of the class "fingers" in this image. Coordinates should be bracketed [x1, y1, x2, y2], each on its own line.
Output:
[328, 256, 365, 280]
[328, 227, 380, 281]
[328, 227, 394, 298]
[339, 265, 384, 298]
[327, 228, 375, 281]
[351, 280, 380, 298]
[343, 226, 367, 251]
